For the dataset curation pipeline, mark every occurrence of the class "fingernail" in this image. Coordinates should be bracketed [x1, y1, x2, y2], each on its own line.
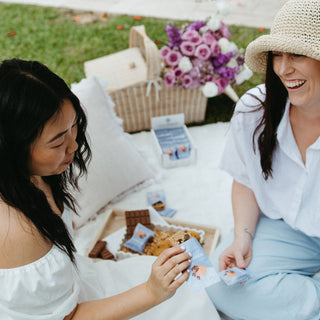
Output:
[180, 246, 186, 251]
[188, 259, 192, 263]
[188, 252, 192, 258]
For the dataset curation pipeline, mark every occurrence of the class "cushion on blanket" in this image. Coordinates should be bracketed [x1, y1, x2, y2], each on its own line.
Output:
[71, 76, 155, 228]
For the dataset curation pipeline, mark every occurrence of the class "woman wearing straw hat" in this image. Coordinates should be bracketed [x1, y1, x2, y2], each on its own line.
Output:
[206, 0, 320, 319]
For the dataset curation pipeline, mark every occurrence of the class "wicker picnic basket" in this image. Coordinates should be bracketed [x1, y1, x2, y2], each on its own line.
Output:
[84, 25, 208, 132]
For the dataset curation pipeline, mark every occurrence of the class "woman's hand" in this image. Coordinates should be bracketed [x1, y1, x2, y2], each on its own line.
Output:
[219, 237, 252, 271]
[146, 246, 191, 304]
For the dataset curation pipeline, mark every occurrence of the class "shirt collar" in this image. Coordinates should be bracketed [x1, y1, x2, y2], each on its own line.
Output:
[277, 99, 303, 164]
[277, 99, 320, 155]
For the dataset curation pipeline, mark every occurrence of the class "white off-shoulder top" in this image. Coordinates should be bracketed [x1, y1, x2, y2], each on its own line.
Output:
[0, 208, 104, 320]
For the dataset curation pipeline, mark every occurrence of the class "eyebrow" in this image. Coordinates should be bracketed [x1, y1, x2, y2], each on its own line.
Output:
[47, 116, 77, 144]
[47, 130, 68, 144]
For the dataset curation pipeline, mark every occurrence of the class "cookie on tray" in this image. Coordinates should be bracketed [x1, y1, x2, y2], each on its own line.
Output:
[168, 230, 200, 246]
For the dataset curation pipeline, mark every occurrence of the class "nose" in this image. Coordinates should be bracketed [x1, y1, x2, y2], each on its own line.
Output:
[66, 133, 78, 154]
[275, 53, 294, 76]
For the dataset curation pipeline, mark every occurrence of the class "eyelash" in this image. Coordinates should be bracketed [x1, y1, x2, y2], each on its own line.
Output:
[53, 141, 64, 148]
[53, 123, 77, 148]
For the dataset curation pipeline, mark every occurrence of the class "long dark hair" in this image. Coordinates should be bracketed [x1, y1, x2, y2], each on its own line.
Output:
[252, 52, 288, 179]
[0, 58, 91, 263]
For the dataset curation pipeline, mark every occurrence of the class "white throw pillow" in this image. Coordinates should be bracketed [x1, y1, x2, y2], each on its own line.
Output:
[71, 76, 155, 228]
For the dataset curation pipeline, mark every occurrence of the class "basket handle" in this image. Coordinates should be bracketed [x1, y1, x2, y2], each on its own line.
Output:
[129, 25, 161, 81]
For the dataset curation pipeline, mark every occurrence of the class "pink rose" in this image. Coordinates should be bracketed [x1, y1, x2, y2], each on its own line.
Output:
[182, 30, 202, 46]
[216, 77, 229, 94]
[182, 30, 196, 40]
[202, 31, 216, 46]
[191, 58, 204, 68]
[180, 41, 196, 56]
[187, 67, 201, 89]
[182, 74, 193, 88]
[166, 51, 182, 67]
[189, 66, 201, 79]
[220, 22, 231, 39]
[174, 68, 184, 78]
[204, 75, 213, 82]
[195, 44, 211, 60]
[160, 46, 171, 60]
[190, 35, 202, 46]
[164, 70, 176, 87]
[210, 42, 220, 57]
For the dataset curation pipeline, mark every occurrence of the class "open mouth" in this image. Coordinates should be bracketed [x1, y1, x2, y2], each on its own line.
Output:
[285, 80, 306, 89]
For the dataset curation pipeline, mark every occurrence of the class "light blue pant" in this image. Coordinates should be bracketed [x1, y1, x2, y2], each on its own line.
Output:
[206, 216, 320, 320]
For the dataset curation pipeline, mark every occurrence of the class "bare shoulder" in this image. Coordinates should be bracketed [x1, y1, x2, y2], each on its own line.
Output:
[0, 199, 52, 269]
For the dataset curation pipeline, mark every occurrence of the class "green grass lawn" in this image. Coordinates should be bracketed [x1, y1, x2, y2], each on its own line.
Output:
[0, 3, 268, 123]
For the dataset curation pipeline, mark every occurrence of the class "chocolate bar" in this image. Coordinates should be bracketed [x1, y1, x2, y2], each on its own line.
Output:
[99, 247, 116, 260]
[88, 240, 107, 258]
[125, 209, 152, 237]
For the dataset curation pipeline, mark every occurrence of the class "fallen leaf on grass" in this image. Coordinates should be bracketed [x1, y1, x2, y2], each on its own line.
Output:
[7, 31, 16, 37]
[73, 16, 81, 22]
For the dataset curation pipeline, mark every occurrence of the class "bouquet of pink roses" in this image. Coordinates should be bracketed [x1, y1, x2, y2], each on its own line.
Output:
[160, 17, 253, 98]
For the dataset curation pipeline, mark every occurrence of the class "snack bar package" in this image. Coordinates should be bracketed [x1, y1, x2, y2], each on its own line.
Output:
[180, 238, 220, 292]
[123, 223, 155, 254]
[154, 127, 191, 161]
[219, 267, 255, 286]
[147, 190, 176, 218]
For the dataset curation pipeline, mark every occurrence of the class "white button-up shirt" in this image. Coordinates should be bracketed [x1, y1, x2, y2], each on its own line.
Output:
[220, 84, 320, 237]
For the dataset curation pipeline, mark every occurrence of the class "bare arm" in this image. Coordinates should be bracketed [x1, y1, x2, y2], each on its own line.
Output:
[232, 179, 259, 244]
[69, 246, 191, 320]
[219, 180, 260, 270]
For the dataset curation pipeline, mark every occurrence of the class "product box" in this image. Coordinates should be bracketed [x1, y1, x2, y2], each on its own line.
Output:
[151, 113, 197, 168]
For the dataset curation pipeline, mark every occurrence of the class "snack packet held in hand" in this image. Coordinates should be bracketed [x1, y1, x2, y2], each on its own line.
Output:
[219, 267, 255, 286]
[180, 238, 220, 292]
[123, 223, 155, 254]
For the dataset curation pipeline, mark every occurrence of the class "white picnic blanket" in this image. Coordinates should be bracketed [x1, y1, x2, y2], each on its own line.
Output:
[74, 122, 234, 319]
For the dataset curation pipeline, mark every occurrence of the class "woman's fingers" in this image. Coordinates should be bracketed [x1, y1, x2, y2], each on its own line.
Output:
[146, 247, 191, 302]
[158, 252, 191, 278]
[164, 259, 191, 284]
[153, 246, 186, 267]
[219, 253, 236, 271]
[168, 269, 190, 291]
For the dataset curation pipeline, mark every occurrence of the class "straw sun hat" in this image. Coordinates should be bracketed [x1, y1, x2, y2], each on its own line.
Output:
[245, 0, 320, 73]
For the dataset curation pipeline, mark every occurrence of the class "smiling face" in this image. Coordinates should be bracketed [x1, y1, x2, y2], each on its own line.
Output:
[272, 52, 320, 111]
[29, 99, 78, 177]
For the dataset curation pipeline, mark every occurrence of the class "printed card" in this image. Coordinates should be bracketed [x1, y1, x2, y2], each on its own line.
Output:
[180, 238, 220, 292]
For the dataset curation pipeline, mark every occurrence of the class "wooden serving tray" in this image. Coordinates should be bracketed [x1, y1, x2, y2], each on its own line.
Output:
[87, 208, 220, 258]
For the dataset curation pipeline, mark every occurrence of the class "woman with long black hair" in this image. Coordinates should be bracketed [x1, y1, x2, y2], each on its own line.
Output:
[0, 58, 191, 320]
